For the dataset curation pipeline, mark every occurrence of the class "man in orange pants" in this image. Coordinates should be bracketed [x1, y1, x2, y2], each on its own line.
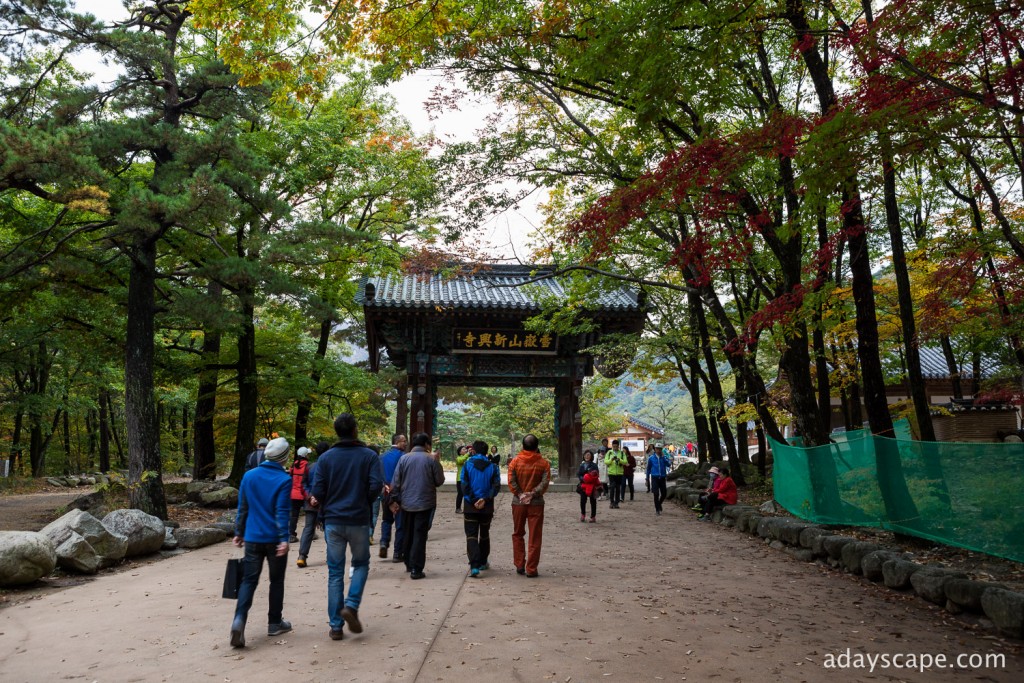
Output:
[507, 434, 551, 578]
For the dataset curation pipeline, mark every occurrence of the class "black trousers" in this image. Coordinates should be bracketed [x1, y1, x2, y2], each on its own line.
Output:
[401, 508, 434, 573]
[608, 474, 624, 505]
[234, 542, 287, 625]
[463, 510, 493, 569]
[579, 491, 597, 517]
[651, 476, 667, 513]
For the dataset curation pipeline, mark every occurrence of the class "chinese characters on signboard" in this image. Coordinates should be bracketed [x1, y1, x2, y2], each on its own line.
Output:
[452, 328, 558, 354]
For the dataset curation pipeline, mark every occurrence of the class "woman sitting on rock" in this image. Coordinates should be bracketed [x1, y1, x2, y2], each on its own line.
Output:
[698, 466, 737, 520]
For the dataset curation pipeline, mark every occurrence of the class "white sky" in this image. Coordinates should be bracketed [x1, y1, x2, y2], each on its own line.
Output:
[71, 0, 542, 258]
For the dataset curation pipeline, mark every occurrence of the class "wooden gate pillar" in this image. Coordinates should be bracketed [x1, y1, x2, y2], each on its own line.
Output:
[555, 378, 583, 482]
[409, 354, 435, 442]
[395, 377, 409, 437]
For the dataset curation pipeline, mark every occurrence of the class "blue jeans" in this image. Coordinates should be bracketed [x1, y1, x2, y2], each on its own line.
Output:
[325, 524, 370, 630]
[234, 542, 287, 625]
[369, 496, 381, 537]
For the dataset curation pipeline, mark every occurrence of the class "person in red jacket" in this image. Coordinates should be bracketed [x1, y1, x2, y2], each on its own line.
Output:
[698, 466, 737, 520]
[288, 447, 311, 542]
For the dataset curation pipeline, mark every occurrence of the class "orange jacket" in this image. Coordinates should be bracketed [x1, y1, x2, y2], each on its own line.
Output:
[508, 449, 551, 505]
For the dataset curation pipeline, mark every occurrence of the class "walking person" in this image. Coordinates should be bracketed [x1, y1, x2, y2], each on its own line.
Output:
[622, 446, 636, 501]
[596, 438, 609, 500]
[244, 437, 269, 472]
[389, 432, 445, 580]
[462, 440, 500, 577]
[577, 449, 600, 523]
[230, 437, 294, 648]
[288, 447, 311, 543]
[508, 434, 551, 577]
[308, 414, 384, 641]
[379, 433, 407, 562]
[605, 440, 626, 509]
[296, 442, 328, 568]
[646, 445, 672, 516]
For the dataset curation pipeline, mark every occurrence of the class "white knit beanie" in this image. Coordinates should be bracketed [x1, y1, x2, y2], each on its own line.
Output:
[263, 437, 290, 463]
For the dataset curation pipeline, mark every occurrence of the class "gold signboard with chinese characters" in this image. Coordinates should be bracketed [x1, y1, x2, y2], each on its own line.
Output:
[452, 328, 558, 355]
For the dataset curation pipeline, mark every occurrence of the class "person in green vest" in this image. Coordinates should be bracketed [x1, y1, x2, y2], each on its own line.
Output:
[455, 444, 470, 513]
[605, 439, 627, 509]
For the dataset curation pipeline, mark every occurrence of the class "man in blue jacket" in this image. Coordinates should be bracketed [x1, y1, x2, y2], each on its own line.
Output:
[231, 436, 293, 648]
[645, 446, 673, 516]
[309, 413, 384, 641]
[462, 440, 501, 577]
[379, 433, 407, 561]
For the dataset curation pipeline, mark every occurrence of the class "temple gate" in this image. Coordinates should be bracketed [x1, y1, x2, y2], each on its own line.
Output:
[358, 264, 645, 481]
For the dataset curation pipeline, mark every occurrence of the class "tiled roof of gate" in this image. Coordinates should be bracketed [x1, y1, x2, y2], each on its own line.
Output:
[914, 346, 998, 380]
[358, 264, 642, 312]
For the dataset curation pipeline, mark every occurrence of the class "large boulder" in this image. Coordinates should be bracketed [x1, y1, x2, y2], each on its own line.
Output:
[174, 527, 230, 549]
[50, 531, 100, 574]
[0, 531, 57, 586]
[102, 509, 165, 557]
[909, 567, 968, 605]
[41, 509, 127, 569]
[981, 587, 1024, 639]
[839, 541, 885, 575]
[199, 487, 238, 508]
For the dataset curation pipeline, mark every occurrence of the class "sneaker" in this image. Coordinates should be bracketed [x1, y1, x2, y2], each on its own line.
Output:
[230, 616, 246, 648]
[289, 535, 299, 543]
[379, 546, 388, 559]
[267, 620, 292, 636]
[410, 570, 426, 580]
[296, 556, 307, 568]
[348, 566, 354, 578]
[516, 566, 526, 575]
[696, 514, 705, 520]
[369, 535, 375, 546]
[329, 628, 344, 641]
[589, 517, 596, 523]
[579, 514, 586, 522]
[690, 505, 702, 511]
[470, 568, 481, 578]
[480, 563, 490, 571]
[340, 606, 363, 634]
[392, 553, 405, 564]
[656, 511, 662, 516]
[525, 572, 539, 578]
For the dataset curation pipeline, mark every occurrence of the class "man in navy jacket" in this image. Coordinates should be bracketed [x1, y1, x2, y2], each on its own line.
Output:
[309, 413, 384, 641]
[462, 440, 501, 577]
[231, 436, 293, 648]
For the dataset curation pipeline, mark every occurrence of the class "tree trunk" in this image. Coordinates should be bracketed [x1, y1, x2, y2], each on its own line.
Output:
[881, 145, 935, 441]
[99, 388, 111, 473]
[11, 410, 24, 475]
[939, 335, 963, 399]
[230, 293, 258, 485]
[125, 235, 168, 518]
[193, 282, 222, 480]
[294, 319, 332, 443]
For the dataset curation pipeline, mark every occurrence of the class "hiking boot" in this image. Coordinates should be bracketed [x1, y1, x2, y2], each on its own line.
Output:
[268, 620, 292, 636]
[296, 556, 307, 568]
[379, 546, 388, 559]
[340, 606, 363, 634]
[329, 628, 344, 641]
[410, 570, 426, 580]
[230, 616, 246, 648]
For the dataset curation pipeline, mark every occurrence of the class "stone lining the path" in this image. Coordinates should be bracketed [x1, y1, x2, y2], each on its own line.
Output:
[667, 479, 1024, 639]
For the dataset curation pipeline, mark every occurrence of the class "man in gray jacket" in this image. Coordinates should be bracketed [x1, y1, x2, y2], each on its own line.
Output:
[388, 432, 444, 580]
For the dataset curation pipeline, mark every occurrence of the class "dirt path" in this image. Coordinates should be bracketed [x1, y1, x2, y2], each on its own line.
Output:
[0, 490, 84, 531]
[1, 491, 1022, 682]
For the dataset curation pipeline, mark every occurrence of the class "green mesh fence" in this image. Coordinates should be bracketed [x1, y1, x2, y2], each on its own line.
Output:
[771, 427, 1024, 563]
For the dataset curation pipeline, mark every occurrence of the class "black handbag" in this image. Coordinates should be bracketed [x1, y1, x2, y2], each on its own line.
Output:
[222, 557, 244, 599]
